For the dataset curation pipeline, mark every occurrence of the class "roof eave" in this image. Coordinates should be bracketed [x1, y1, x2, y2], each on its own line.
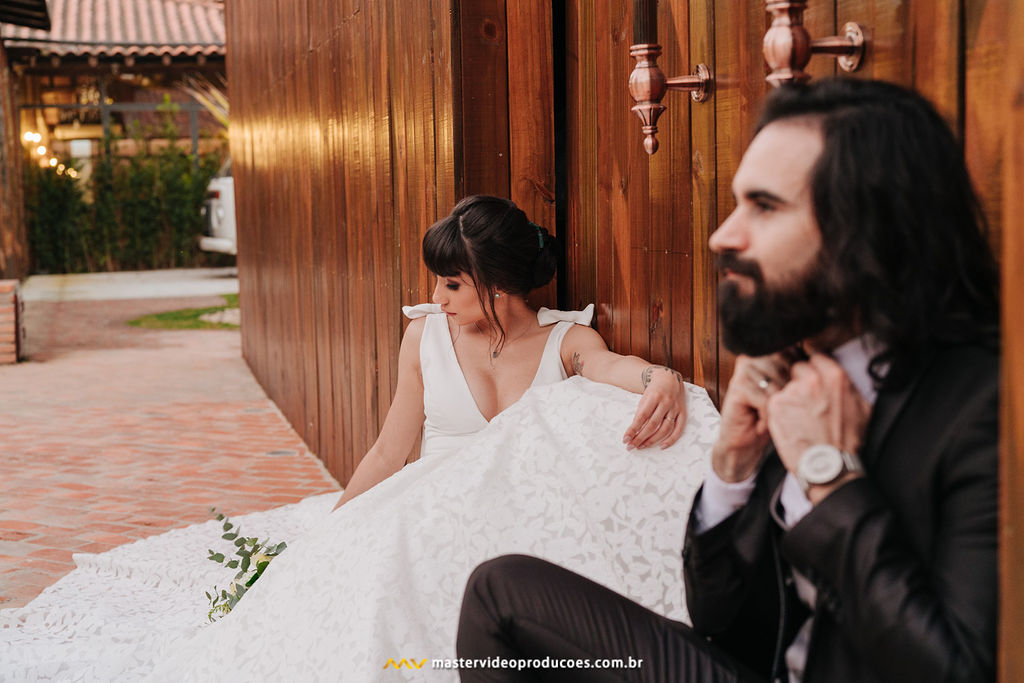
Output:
[0, 1, 51, 31]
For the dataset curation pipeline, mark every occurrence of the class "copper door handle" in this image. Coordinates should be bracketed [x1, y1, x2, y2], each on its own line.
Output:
[763, 1, 866, 86]
[628, 0, 713, 155]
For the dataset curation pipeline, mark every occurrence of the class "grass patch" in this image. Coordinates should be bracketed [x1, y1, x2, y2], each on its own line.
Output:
[128, 294, 239, 330]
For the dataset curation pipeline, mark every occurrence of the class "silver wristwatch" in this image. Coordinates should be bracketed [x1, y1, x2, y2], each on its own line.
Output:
[796, 444, 863, 493]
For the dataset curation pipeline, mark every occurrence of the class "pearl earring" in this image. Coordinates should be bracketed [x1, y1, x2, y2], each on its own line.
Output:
[494, 293, 500, 298]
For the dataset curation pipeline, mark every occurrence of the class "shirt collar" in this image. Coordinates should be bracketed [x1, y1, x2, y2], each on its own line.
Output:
[830, 335, 885, 406]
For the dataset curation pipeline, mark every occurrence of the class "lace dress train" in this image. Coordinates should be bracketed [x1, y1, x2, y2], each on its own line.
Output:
[1, 376, 719, 681]
[149, 377, 718, 681]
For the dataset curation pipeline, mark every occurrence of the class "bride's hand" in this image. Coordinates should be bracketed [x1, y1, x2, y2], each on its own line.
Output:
[623, 366, 687, 450]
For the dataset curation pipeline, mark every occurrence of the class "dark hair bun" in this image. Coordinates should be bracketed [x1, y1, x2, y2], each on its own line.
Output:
[531, 227, 558, 289]
[423, 196, 562, 355]
[424, 195, 559, 296]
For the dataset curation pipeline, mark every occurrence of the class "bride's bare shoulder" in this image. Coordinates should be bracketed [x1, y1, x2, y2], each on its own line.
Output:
[398, 316, 428, 365]
[403, 315, 428, 336]
[560, 322, 606, 349]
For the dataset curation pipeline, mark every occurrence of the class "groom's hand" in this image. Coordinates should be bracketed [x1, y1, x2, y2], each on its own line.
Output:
[712, 353, 791, 482]
[767, 353, 870, 482]
[623, 366, 687, 450]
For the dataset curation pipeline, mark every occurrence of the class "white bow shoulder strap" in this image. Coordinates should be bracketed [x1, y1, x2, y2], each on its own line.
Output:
[402, 303, 443, 319]
[536, 303, 594, 326]
[402, 302, 594, 326]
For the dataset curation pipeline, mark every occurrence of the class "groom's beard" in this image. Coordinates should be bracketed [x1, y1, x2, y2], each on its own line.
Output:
[717, 252, 836, 357]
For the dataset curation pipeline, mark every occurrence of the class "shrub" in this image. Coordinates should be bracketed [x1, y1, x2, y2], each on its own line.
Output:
[24, 124, 226, 274]
[23, 162, 90, 274]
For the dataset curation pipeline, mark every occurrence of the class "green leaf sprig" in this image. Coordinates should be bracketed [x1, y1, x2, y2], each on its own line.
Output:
[204, 509, 287, 621]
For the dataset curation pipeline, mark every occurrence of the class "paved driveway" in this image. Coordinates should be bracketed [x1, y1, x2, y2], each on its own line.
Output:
[0, 271, 339, 609]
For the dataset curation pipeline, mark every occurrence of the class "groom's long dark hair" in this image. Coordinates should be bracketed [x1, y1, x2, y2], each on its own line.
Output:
[758, 78, 999, 382]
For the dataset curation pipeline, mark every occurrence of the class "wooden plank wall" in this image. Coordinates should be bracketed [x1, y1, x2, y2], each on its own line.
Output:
[226, 0, 457, 482]
[563, 0, 1011, 401]
[226, 0, 554, 483]
[1001, 4, 1024, 681]
[565, 0, 701, 394]
[0, 47, 28, 280]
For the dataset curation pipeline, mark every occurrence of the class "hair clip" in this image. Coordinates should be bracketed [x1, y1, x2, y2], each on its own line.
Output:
[528, 221, 544, 250]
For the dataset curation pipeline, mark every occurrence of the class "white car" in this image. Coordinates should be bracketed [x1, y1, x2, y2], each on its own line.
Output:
[199, 159, 237, 255]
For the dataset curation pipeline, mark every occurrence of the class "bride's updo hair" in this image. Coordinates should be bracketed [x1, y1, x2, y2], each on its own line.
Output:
[422, 195, 559, 351]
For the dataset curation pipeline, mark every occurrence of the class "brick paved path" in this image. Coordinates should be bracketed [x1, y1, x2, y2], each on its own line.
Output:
[0, 296, 339, 609]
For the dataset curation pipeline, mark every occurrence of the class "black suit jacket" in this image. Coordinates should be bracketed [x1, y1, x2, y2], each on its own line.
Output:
[682, 342, 998, 683]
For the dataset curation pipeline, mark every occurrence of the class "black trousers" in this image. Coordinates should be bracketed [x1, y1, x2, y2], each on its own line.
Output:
[456, 554, 766, 683]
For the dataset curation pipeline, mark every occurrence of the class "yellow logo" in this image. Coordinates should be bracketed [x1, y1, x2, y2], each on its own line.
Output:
[383, 658, 428, 670]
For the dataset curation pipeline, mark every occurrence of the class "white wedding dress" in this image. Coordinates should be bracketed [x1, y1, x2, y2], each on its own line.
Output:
[0, 306, 719, 682]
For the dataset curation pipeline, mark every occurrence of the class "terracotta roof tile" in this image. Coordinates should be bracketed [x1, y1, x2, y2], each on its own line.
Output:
[1, 0, 224, 57]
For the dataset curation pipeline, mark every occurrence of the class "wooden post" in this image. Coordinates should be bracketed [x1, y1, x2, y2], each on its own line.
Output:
[999, 3, 1024, 679]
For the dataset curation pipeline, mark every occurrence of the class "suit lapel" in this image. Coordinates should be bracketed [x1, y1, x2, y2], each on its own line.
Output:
[861, 353, 934, 466]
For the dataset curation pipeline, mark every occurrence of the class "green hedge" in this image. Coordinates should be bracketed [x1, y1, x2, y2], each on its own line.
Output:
[24, 134, 226, 274]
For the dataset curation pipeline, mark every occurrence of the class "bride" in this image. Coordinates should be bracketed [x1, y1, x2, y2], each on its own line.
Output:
[337, 194, 689, 506]
[0, 196, 719, 681]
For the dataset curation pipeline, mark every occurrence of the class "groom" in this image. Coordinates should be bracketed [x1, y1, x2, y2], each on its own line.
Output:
[455, 78, 999, 682]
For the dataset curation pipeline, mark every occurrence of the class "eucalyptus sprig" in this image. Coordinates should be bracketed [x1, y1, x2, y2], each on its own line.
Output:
[204, 509, 287, 621]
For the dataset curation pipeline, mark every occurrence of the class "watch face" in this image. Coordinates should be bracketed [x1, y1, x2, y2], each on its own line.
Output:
[800, 447, 845, 484]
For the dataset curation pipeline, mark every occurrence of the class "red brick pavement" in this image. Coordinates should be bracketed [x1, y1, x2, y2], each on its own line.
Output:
[0, 297, 340, 609]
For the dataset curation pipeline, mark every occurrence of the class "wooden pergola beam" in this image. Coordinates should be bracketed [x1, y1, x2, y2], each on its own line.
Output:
[0, 0, 50, 31]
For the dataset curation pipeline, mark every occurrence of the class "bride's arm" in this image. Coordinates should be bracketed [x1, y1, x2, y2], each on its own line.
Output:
[561, 325, 687, 450]
[333, 318, 427, 510]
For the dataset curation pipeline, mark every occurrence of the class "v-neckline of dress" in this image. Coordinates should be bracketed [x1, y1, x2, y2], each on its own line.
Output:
[443, 318, 560, 424]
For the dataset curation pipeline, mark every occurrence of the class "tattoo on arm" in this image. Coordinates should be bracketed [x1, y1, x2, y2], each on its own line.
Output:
[641, 365, 683, 389]
[571, 352, 584, 377]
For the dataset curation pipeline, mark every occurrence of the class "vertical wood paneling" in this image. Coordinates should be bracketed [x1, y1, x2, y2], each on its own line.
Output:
[293, 35, 320, 460]
[687, 0, 718, 399]
[342, 0, 381, 463]
[1000, 6, 1024, 679]
[963, 0, 1008, 255]
[592, 0, 619, 346]
[908, 1, 962, 126]
[228, 0, 459, 484]
[0, 46, 28, 279]
[455, 0, 510, 198]
[565, 0, 703, 381]
[565, 0, 599, 312]
[316, 2, 346, 476]
[638, 0, 690, 373]
[308, 43, 339, 476]
[332, 6, 359, 471]
[431, 0, 458, 222]
[603, 0, 639, 357]
[618, 0, 651, 364]
[506, 0, 557, 310]
[653, 2, 692, 376]
[367, 0, 396, 446]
